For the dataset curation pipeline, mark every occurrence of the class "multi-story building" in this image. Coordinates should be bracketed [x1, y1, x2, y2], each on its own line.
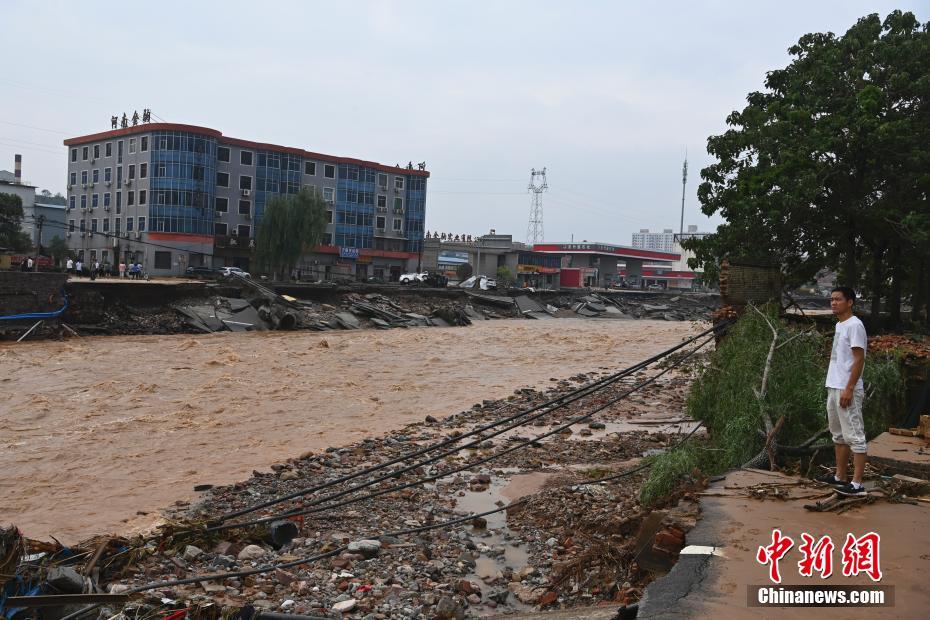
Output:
[631, 228, 680, 253]
[63, 123, 428, 279]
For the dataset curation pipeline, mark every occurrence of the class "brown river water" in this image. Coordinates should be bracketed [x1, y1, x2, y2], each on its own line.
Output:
[0, 318, 699, 543]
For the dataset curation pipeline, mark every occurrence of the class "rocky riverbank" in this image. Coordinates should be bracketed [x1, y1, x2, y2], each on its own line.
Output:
[28, 362, 707, 619]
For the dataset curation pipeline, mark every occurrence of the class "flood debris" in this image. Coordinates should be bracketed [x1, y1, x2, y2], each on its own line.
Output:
[1, 367, 704, 618]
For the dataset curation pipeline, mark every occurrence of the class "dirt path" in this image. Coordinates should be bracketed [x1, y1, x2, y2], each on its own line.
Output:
[0, 318, 700, 543]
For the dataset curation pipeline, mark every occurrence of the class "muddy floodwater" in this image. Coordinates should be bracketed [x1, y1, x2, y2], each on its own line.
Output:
[0, 318, 700, 543]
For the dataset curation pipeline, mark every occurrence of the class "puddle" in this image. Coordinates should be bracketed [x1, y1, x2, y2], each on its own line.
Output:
[448, 471, 545, 615]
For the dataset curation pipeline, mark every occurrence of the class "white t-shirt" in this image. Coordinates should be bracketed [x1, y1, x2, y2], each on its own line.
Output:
[826, 315, 867, 390]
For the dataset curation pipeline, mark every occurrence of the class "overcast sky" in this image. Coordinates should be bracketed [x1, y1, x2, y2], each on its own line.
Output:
[0, 1, 923, 245]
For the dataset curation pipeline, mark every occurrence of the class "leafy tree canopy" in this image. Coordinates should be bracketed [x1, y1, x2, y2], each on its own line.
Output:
[255, 188, 328, 279]
[684, 11, 930, 328]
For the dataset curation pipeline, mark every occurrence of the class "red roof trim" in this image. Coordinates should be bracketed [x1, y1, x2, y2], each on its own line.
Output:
[148, 232, 214, 244]
[64, 123, 429, 178]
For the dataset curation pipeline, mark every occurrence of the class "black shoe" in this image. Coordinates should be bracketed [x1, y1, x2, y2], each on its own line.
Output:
[835, 482, 867, 497]
[814, 473, 845, 487]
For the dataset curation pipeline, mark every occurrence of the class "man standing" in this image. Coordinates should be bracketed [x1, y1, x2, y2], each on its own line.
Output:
[66, 257, 74, 275]
[817, 286, 868, 496]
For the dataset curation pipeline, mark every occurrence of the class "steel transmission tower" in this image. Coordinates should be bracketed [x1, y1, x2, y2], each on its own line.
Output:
[526, 167, 548, 245]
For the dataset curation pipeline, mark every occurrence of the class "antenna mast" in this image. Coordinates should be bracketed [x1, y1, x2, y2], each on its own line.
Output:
[679, 151, 688, 237]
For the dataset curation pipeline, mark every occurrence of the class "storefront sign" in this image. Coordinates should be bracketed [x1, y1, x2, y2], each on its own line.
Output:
[339, 247, 360, 259]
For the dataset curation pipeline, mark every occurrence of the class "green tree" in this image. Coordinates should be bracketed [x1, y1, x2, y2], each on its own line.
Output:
[255, 187, 327, 280]
[0, 192, 32, 252]
[47, 235, 71, 267]
[36, 190, 67, 206]
[684, 11, 930, 330]
[496, 266, 514, 286]
[456, 262, 473, 281]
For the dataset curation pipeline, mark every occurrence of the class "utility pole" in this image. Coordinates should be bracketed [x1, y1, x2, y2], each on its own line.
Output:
[679, 151, 688, 238]
[35, 214, 45, 271]
[526, 167, 548, 245]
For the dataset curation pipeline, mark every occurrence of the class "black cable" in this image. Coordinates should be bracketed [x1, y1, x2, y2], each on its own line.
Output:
[215, 322, 724, 523]
[213, 331, 719, 532]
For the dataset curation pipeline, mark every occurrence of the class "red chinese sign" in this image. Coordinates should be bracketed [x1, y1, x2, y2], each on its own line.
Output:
[757, 530, 882, 583]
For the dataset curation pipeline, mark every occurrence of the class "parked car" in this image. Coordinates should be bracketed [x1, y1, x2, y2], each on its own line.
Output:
[399, 272, 428, 284]
[184, 266, 219, 279]
[220, 266, 251, 279]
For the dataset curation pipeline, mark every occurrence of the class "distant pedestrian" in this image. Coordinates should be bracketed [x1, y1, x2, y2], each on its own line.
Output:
[75, 260, 83, 277]
[66, 257, 74, 274]
[20, 257, 28, 271]
[27, 257, 34, 270]
[119, 261, 126, 278]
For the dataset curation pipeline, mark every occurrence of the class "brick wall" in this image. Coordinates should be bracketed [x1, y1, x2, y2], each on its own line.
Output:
[719, 259, 783, 306]
[0, 272, 69, 317]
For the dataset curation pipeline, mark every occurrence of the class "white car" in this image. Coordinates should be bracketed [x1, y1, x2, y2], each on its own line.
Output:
[220, 266, 251, 279]
[399, 272, 427, 284]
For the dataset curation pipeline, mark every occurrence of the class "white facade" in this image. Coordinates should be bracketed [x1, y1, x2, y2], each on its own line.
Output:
[631, 228, 681, 253]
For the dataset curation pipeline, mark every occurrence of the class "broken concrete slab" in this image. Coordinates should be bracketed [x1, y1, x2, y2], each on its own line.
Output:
[334, 312, 361, 329]
[868, 432, 930, 478]
[515, 295, 546, 314]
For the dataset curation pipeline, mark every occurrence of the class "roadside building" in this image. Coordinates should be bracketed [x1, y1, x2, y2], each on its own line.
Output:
[63, 123, 428, 278]
[532, 242, 680, 288]
[1, 156, 66, 252]
[422, 232, 562, 289]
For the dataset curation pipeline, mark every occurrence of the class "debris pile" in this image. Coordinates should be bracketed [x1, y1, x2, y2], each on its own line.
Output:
[1, 369, 703, 618]
[579, 293, 718, 321]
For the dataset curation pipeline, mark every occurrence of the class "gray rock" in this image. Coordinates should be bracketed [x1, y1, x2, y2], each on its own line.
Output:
[182, 545, 204, 561]
[47, 566, 83, 594]
[332, 598, 357, 613]
[588, 421, 606, 430]
[347, 539, 382, 558]
[489, 589, 510, 604]
[237, 544, 267, 560]
[435, 596, 456, 619]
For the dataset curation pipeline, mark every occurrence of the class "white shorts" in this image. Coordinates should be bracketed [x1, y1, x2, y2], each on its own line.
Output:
[826, 388, 867, 454]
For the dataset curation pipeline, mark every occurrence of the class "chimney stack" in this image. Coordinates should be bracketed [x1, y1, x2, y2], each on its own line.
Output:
[14, 154, 22, 183]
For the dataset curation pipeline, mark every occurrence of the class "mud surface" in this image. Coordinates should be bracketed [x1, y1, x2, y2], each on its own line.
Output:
[0, 318, 701, 543]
